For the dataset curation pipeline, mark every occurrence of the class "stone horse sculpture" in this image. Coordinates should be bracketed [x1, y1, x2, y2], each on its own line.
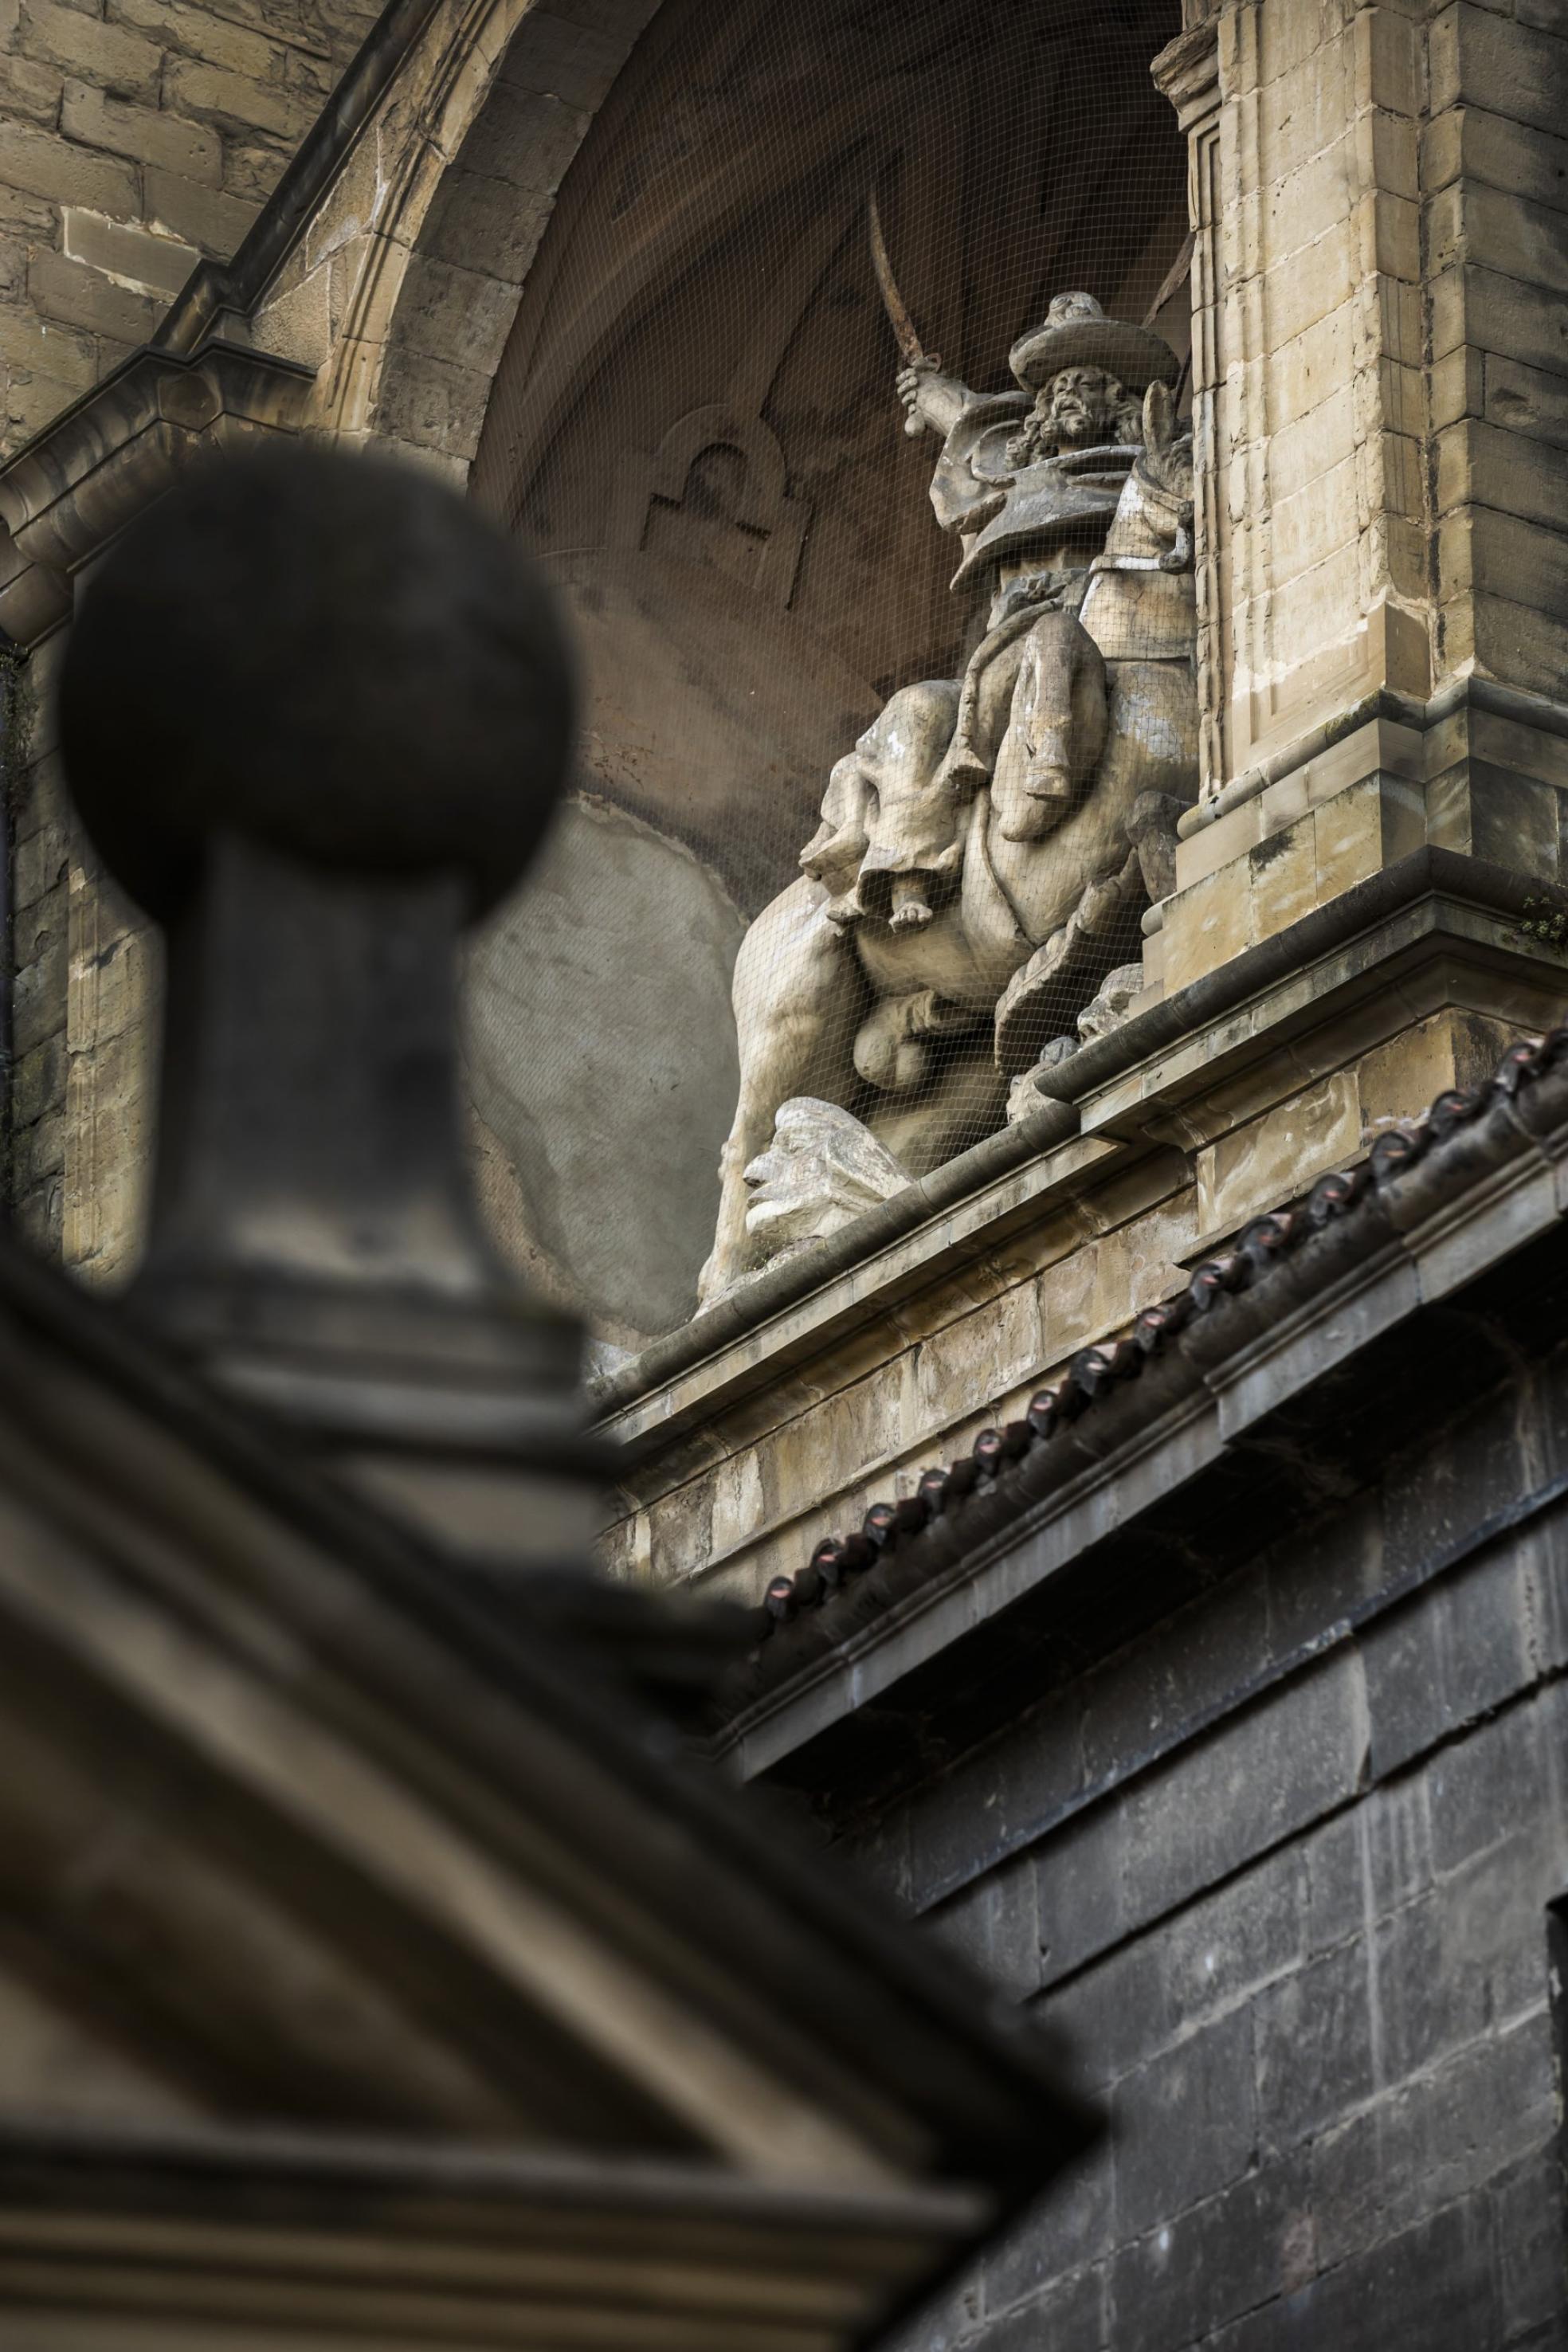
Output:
[699, 292, 1199, 1306]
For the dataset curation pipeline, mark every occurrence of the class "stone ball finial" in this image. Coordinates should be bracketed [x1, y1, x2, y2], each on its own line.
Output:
[58, 441, 575, 923]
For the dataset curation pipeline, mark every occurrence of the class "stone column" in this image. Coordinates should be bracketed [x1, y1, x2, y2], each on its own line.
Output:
[53, 441, 611, 1569]
[1151, 0, 1568, 998]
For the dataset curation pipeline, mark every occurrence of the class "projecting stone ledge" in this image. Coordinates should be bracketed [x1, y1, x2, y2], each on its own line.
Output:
[595, 840, 1568, 1612]
[709, 1018, 1568, 1777]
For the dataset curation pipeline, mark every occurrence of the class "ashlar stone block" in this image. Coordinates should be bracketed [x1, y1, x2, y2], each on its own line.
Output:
[1261, 232, 1356, 356]
[59, 80, 221, 183]
[19, 0, 162, 104]
[1162, 860, 1256, 998]
[1196, 1069, 1362, 1235]
[1428, 178, 1568, 300]
[1248, 816, 1317, 943]
[144, 167, 257, 257]
[1271, 451, 1358, 579]
[62, 207, 197, 299]
[1269, 300, 1357, 433]
[1430, 261, 1568, 379]
[0, 116, 139, 216]
[1429, 2, 1568, 146]
[1358, 1009, 1515, 1137]
[29, 248, 163, 342]
[1315, 773, 1424, 900]
[1268, 379, 1355, 505]
[1423, 102, 1568, 220]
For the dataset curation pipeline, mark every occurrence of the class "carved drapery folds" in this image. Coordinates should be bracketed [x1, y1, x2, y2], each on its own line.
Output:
[702, 294, 1201, 1305]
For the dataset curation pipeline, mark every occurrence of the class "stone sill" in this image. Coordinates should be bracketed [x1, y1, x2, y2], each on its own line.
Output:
[1179, 675, 1568, 841]
[594, 847, 1558, 1480]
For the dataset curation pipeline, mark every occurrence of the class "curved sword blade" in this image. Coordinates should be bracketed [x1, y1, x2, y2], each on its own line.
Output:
[868, 190, 927, 367]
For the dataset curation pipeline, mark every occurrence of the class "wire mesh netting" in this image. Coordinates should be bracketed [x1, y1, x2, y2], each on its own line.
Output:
[461, 0, 1191, 1349]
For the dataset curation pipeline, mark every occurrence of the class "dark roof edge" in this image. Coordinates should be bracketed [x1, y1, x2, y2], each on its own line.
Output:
[0, 1213, 1095, 2184]
[0, 2115, 983, 2229]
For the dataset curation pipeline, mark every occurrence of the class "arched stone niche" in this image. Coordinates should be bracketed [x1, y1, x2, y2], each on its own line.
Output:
[437, 0, 1189, 1344]
[30, 0, 1188, 1335]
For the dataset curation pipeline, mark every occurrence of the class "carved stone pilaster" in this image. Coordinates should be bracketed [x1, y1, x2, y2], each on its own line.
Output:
[1152, 19, 1222, 798]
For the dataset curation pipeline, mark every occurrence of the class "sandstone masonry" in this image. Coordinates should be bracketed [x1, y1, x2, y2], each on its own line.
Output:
[0, 0, 378, 453]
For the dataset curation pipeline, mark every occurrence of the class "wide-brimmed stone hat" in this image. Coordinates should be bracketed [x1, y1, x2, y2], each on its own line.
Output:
[1009, 291, 1179, 395]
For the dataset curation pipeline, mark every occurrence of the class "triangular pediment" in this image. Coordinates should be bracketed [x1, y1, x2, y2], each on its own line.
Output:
[0, 1230, 1088, 2346]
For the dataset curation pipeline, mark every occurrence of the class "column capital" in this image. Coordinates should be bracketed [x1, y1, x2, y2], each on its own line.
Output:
[1151, 18, 1220, 134]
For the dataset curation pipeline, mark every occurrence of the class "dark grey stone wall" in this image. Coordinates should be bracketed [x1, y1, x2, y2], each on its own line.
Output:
[837, 1343, 1568, 2350]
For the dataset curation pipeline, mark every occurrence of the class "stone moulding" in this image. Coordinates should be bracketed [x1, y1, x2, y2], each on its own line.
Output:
[0, 0, 449, 648]
[0, 0, 639, 649]
[150, 0, 450, 363]
[1177, 675, 1568, 842]
[592, 842, 1563, 1436]
[0, 2118, 990, 2340]
[0, 343, 314, 649]
[715, 1021, 1568, 1778]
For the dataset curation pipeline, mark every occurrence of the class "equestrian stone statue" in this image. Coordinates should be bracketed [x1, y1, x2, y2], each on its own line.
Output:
[698, 288, 1198, 1307]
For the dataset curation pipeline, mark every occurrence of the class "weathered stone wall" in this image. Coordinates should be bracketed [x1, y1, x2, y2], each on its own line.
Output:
[835, 1332, 1568, 2350]
[1152, 0, 1568, 1001]
[0, 0, 383, 1263]
[0, 0, 378, 452]
[6, 622, 155, 1270]
[0, 0, 675, 1280]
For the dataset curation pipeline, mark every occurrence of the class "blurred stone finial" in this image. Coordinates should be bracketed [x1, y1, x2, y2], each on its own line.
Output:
[57, 442, 599, 1563]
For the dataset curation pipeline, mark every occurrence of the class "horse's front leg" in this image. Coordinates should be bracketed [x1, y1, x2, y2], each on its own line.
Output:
[700, 1112, 764, 1311]
[994, 611, 1108, 841]
[697, 884, 864, 1308]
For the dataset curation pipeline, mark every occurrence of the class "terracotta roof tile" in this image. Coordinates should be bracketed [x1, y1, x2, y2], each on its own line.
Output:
[747, 1025, 1568, 1648]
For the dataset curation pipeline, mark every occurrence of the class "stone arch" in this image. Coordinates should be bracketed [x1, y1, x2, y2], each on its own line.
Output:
[9, 0, 1192, 1329]
[403, 0, 1192, 1342]
[340, 0, 664, 472]
[229, 0, 667, 470]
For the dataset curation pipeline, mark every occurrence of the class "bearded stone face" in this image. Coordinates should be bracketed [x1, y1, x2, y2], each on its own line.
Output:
[1008, 366, 1143, 465]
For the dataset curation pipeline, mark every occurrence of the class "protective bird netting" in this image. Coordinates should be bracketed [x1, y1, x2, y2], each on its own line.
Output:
[465, 0, 1190, 1349]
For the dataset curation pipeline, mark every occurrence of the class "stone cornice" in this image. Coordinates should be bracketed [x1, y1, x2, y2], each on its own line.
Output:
[1151, 17, 1221, 134]
[1177, 675, 1568, 840]
[0, 0, 483, 649]
[593, 846, 1559, 1454]
[0, 341, 313, 649]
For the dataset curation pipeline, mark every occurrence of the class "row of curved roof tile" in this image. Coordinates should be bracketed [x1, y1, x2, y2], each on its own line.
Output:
[751, 1025, 1568, 1646]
